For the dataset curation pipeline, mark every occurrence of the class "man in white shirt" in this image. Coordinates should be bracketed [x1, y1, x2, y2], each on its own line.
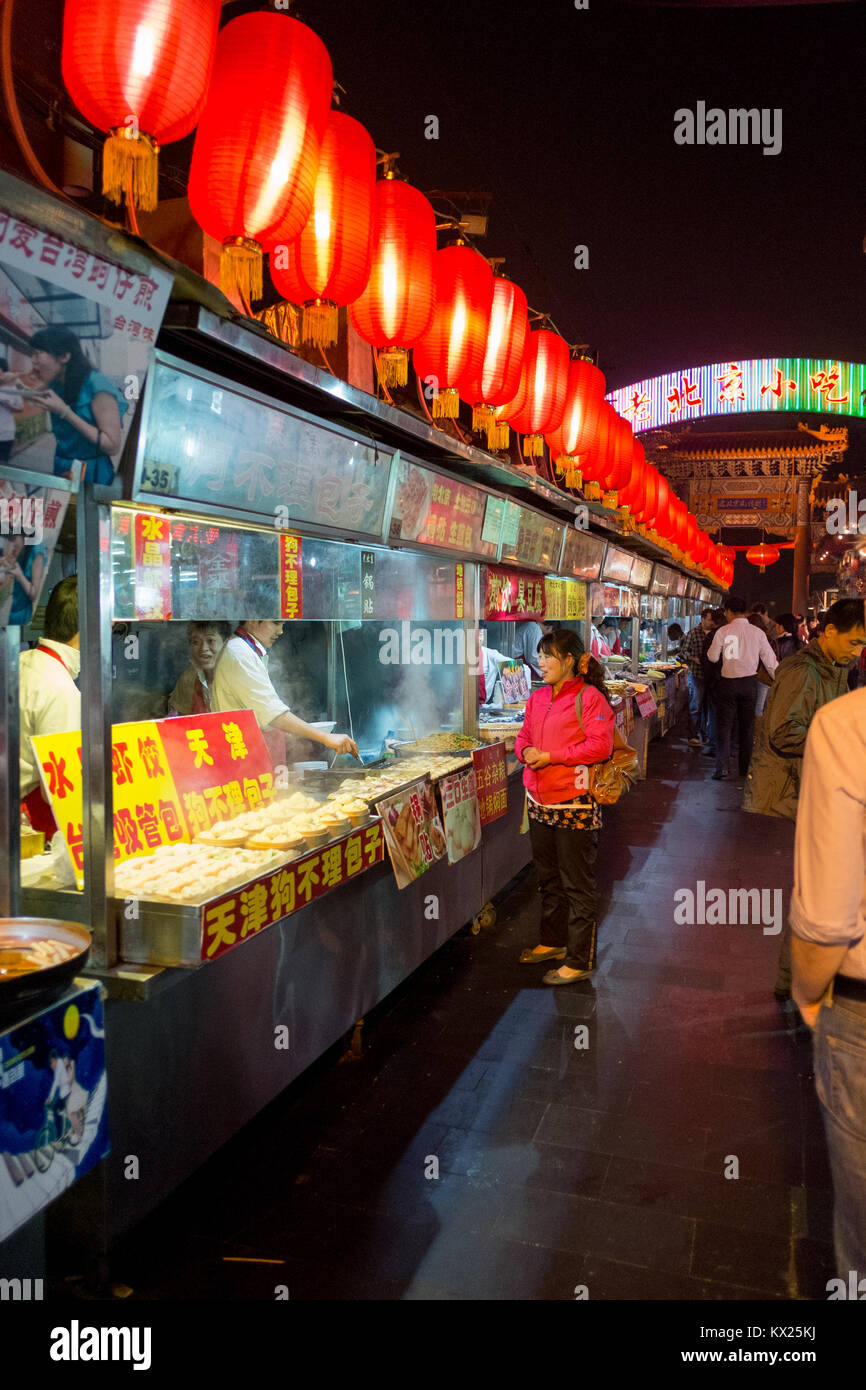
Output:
[19, 574, 81, 832]
[790, 687, 866, 1276]
[706, 593, 777, 780]
[212, 620, 358, 765]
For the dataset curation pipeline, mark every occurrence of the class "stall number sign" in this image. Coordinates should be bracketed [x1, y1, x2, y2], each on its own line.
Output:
[361, 550, 376, 618]
[279, 532, 303, 619]
[472, 742, 508, 825]
[201, 821, 384, 961]
[439, 767, 481, 864]
[32, 710, 273, 886]
[455, 562, 464, 619]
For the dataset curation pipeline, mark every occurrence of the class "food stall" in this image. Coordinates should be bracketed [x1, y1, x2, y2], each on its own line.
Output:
[0, 169, 721, 1263]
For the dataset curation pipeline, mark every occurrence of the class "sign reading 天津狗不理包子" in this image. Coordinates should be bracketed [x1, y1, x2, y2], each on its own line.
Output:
[607, 359, 866, 434]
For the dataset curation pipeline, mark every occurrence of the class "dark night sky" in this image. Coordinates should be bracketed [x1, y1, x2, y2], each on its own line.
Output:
[306, 0, 865, 392]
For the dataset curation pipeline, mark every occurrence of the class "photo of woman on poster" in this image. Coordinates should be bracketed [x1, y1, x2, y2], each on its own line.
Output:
[18, 326, 127, 483]
[0, 531, 46, 626]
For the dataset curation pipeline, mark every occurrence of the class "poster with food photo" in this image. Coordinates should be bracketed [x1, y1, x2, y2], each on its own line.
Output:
[439, 767, 482, 864]
[375, 774, 446, 889]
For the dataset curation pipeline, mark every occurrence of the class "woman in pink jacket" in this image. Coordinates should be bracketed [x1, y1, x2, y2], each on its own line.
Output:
[515, 628, 615, 985]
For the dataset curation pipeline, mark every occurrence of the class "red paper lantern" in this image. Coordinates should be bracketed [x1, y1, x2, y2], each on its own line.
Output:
[63, 0, 221, 211]
[618, 440, 647, 512]
[349, 177, 437, 387]
[579, 401, 617, 499]
[599, 414, 634, 498]
[459, 276, 528, 448]
[268, 111, 375, 348]
[635, 463, 660, 529]
[188, 12, 333, 301]
[545, 358, 605, 476]
[508, 328, 570, 458]
[746, 543, 781, 574]
[413, 246, 494, 419]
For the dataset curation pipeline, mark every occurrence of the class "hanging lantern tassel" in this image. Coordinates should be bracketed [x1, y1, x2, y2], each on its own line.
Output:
[488, 420, 509, 451]
[584, 481, 602, 502]
[103, 127, 160, 211]
[432, 387, 459, 419]
[221, 237, 263, 302]
[377, 346, 409, 387]
[473, 403, 494, 434]
[522, 433, 544, 459]
[302, 299, 339, 349]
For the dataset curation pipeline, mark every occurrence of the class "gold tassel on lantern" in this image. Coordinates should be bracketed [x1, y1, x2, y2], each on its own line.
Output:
[432, 387, 459, 419]
[377, 346, 409, 387]
[565, 467, 583, 490]
[522, 434, 544, 458]
[473, 403, 494, 434]
[602, 491, 618, 509]
[488, 420, 510, 451]
[221, 237, 263, 301]
[103, 128, 159, 211]
[584, 481, 602, 501]
[303, 299, 339, 349]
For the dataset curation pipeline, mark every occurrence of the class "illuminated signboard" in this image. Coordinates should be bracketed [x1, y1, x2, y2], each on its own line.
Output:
[608, 359, 866, 433]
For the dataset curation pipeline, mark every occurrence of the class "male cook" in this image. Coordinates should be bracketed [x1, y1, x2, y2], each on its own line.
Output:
[212, 620, 358, 765]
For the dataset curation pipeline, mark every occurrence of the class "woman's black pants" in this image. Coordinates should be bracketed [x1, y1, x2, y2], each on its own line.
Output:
[529, 818, 598, 971]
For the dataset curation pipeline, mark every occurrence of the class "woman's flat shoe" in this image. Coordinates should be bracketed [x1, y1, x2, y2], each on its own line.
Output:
[519, 947, 567, 964]
[542, 967, 592, 985]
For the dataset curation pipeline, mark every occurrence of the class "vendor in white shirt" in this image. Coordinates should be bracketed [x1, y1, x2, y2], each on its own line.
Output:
[212, 620, 359, 767]
[706, 593, 778, 781]
[19, 574, 81, 834]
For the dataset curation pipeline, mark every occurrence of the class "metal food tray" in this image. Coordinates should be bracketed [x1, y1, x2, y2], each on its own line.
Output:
[297, 765, 468, 807]
[117, 818, 379, 968]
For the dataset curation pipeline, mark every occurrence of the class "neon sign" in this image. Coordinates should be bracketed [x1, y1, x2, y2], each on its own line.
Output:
[608, 359, 866, 433]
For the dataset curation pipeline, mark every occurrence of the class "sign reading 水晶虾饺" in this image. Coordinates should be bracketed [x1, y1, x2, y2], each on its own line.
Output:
[609, 358, 866, 433]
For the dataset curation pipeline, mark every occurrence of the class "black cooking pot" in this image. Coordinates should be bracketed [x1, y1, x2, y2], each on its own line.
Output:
[0, 918, 92, 1017]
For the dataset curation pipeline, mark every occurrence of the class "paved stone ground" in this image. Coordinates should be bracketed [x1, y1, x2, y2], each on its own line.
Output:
[104, 722, 833, 1301]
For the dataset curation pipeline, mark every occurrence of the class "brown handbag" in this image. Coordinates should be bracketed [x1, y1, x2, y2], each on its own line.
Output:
[574, 692, 639, 805]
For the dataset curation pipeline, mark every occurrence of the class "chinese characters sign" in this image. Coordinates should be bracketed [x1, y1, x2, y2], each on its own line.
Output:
[0, 205, 171, 488]
[279, 532, 303, 619]
[32, 721, 187, 887]
[133, 511, 171, 619]
[375, 775, 446, 889]
[484, 565, 545, 620]
[390, 459, 495, 556]
[32, 710, 273, 885]
[201, 821, 385, 962]
[471, 743, 508, 826]
[157, 710, 274, 839]
[609, 359, 866, 433]
[360, 549, 375, 618]
[438, 767, 482, 864]
[455, 562, 464, 619]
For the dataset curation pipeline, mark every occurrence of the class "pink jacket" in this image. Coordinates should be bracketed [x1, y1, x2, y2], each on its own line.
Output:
[515, 677, 615, 803]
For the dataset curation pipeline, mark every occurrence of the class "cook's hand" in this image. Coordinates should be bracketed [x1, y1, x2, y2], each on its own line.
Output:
[327, 733, 359, 758]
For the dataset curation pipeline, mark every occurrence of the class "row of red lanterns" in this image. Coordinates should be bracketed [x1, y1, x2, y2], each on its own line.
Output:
[59, 3, 732, 588]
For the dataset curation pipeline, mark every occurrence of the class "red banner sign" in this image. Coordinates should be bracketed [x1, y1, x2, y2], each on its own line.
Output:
[279, 532, 303, 619]
[133, 511, 171, 619]
[471, 742, 508, 825]
[157, 710, 275, 838]
[483, 566, 545, 620]
[201, 820, 385, 961]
